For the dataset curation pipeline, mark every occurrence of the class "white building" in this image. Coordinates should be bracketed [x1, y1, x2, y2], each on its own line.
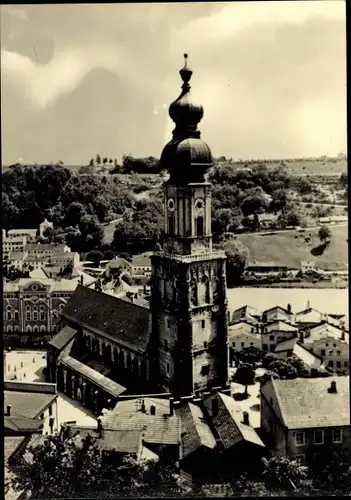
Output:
[7, 228, 37, 240]
[3, 236, 27, 259]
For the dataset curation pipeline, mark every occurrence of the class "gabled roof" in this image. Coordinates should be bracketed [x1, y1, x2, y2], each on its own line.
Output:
[4, 391, 57, 419]
[263, 305, 292, 316]
[4, 436, 27, 464]
[102, 410, 180, 446]
[274, 336, 297, 353]
[262, 376, 350, 429]
[176, 402, 216, 458]
[64, 425, 143, 454]
[265, 321, 298, 333]
[62, 285, 151, 353]
[61, 356, 126, 398]
[5, 417, 44, 434]
[131, 254, 152, 267]
[48, 326, 78, 351]
[114, 397, 170, 414]
[295, 307, 324, 323]
[203, 393, 265, 450]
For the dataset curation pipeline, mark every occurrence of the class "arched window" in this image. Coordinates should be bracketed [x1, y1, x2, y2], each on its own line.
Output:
[39, 305, 46, 321]
[14, 310, 19, 322]
[40, 325, 46, 332]
[113, 347, 119, 364]
[119, 350, 125, 368]
[59, 303, 65, 311]
[7, 325, 13, 332]
[26, 326, 32, 332]
[199, 275, 210, 304]
[33, 310, 38, 321]
[6, 305, 12, 321]
[168, 216, 175, 236]
[14, 325, 20, 332]
[26, 306, 31, 322]
[196, 216, 204, 237]
[33, 325, 39, 333]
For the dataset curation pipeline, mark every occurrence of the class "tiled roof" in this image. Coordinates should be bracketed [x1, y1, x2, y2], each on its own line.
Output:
[176, 403, 216, 458]
[4, 436, 27, 464]
[263, 306, 292, 315]
[119, 295, 150, 309]
[295, 308, 323, 323]
[107, 258, 131, 268]
[62, 285, 151, 353]
[4, 391, 57, 419]
[268, 376, 350, 429]
[8, 228, 36, 236]
[203, 393, 265, 450]
[48, 326, 78, 351]
[25, 243, 68, 251]
[61, 356, 126, 398]
[102, 411, 180, 445]
[131, 254, 152, 267]
[266, 321, 297, 333]
[114, 397, 170, 415]
[5, 417, 44, 434]
[274, 336, 297, 352]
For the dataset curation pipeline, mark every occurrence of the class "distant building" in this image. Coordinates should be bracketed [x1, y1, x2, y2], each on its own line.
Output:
[260, 377, 350, 468]
[260, 320, 298, 352]
[262, 305, 294, 324]
[274, 338, 328, 376]
[319, 215, 348, 225]
[7, 228, 37, 241]
[246, 262, 288, 275]
[3, 236, 27, 260]
[7, 251, 28, 271]
[39, 219, 54, 238]
[231, 305, 261, 325]
[25, 242, 71, 258]
[295, 306, 326, 329]
[3, 277, 94, 345]
[228, 321, 261, 360]
[130, 254, 152, 278]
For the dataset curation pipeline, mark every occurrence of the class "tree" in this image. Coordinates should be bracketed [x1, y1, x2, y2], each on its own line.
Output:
[87, 250, 104, 267]
[103, 250, 115, 261]
[270, 189, 288, 213]
[221, 239, 249, 286]
[43, 226, 57, 242]
[89, 158, 95, 167]
[96, 154, 101, 165]
[318, 226, 332, 244]
[64, 202, 86, 227]
[10, 430, 184, 499]
[237, 346, 263, 364]
[261, 457, 308, 490]
[232, 363, 255, 396]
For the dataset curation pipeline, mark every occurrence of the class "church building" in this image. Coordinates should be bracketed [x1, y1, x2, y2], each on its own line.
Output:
[46, 55, 230, 413]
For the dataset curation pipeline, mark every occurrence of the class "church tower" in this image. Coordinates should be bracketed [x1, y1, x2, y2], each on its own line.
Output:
[150, 55, 229, 398]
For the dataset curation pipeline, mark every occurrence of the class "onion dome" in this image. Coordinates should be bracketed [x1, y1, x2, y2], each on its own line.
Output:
[160, 54, 213, 184]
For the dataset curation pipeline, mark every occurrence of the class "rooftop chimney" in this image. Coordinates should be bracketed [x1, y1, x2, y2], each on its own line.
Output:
[80, 275, 84, 286]
[212, 398, 219, 418]
[150, 405, 156, 416]
[97, 417, 102, 431]
[6, 405, 12, 417]
[242, 411, 249, 426]
[169, 397, 174, 417]
[141, 400, 146, 413]
[341, 331, 345, 341]
[299, 331, 304, 343]
[328, 381, 337, 394]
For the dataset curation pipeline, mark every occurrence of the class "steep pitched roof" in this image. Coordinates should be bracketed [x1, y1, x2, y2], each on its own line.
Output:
[265, 321, 297, 333]
[266, 376, 350, 429]
[61, 356, 126, 398]
[4, 391, 57, 419]
[102, 410, 180, 446]
[5, 417, 44, 434]
[176, 403, 216, 458]
[48, 326, 78, 351]
[203, 393, 265, 450]
[62, 285, 151, 353]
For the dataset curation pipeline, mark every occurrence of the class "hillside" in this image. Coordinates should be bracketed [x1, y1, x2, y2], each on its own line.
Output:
[237, 224, 348, 271]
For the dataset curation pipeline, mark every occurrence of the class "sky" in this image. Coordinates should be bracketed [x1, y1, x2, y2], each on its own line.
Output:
[1, 1, 347, 165]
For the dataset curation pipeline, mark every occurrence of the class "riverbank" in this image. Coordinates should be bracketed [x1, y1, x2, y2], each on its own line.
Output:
[233, 280, 348, 289]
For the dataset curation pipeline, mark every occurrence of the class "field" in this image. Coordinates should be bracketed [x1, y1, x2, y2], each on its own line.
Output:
[237, 224, 348, 271]
[230, 158, 347, 176]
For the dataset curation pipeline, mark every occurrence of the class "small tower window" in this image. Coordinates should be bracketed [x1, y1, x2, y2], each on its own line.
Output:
[201, 320, 206, 329]
[167, 363, 170, 374]
[168, 216, 175, 236]
[196, 216, 204, 237]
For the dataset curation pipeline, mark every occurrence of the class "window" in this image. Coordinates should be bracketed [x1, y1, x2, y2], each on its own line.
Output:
[201, 364, 209, 376]
[40, 310, 45, 321]
[6, 311, 12, 321]
[344, 361, 349, 368]
[333, 343, 337, 348]
[250, 342, 254, 346]
[232, 342, 236, 347]
[333, 429, 342, 443]
[262, 344, 268, 351]
[49, 405, 53, 416]
[269, 335, 274, 341]
[196, 216, 204, 237]
[294, 455, 305, 465]
[241, 342, 245, 348]
[336, 361, 341, 368]
[167, 319, 171, 328]
[295, 432, 305, 446]
[168, 216, 175, 236]
[166, 363, 170, 374]
[201, 320, 205, 329]
[26, 307, 31, 321]
[321, 349, 326, 356]
[204, 341, 208, 348]
[314, 430, 324, 445]
[337, 350, 341, 356]
[328, 360, 334, 367]
[33, 311, 38, 321]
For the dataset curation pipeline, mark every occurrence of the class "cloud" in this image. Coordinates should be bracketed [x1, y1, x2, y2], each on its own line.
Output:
[0, 2, 347, 163]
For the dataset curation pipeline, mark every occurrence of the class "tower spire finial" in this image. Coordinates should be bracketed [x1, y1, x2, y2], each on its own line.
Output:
[184, 53, 188, 67]
[179, 53, 192, 88]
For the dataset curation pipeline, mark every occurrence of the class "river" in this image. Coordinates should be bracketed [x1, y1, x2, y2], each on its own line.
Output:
[227, 287, 349, 316]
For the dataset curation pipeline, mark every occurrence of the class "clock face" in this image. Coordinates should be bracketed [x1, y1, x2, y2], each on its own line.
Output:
[167, 198, 175, 212]
[195, 198, 204, 211]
